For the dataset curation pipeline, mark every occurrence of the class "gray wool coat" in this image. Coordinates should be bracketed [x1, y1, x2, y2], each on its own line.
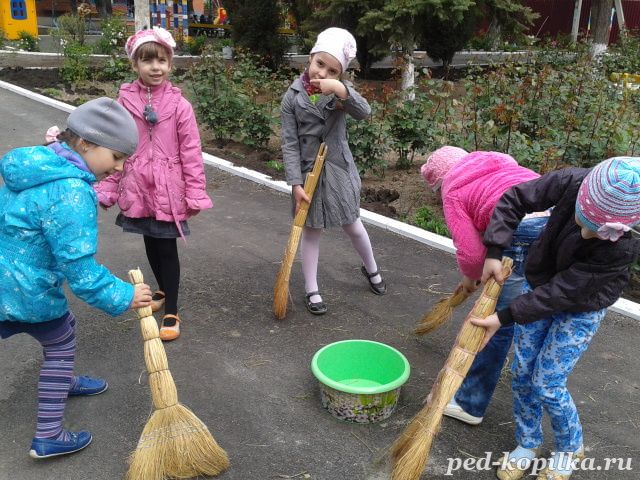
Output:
[281, 76, 371, 228]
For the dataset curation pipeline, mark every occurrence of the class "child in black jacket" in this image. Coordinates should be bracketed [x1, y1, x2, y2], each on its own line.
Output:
[472, 157, 640, 480]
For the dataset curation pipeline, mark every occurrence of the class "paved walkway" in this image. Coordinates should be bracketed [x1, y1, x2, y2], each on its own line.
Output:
[0, 89, 637, 479]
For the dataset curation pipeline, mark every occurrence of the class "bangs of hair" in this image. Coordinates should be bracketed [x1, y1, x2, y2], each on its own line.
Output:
[134, 42, 172, 61]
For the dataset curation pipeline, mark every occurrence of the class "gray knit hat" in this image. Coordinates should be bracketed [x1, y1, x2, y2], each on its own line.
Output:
[67, 97, 138, 156]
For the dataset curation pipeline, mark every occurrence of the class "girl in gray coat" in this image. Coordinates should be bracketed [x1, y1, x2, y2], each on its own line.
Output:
[281, 27, 386, 315]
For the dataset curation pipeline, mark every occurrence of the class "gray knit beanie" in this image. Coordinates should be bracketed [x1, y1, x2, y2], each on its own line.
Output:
[67, 97, 138, 156]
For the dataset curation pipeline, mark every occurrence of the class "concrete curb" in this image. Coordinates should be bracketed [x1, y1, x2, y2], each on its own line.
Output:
[1, 79, 638, 321]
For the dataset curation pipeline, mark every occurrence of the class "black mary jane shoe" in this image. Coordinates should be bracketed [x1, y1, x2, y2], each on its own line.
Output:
[305, 291, 327, 315]
[361, 265, 387, 295]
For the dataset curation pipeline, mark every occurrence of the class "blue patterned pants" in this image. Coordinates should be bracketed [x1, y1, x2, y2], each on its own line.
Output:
[512, 286, 605, 452]
[455, 216, 548, 417]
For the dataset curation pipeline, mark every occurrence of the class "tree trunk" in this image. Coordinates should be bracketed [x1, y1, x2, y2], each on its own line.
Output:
[400, 53, 415, 100]
[95, 0, 113, 18]
[590, 0, 612, 57]
[134, 0, 151, 30]
[486, 16, 502, 50]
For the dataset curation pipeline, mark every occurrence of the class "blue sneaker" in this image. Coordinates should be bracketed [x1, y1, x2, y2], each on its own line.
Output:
[68, 376, 108, 396]
[29, 431, 92, 458]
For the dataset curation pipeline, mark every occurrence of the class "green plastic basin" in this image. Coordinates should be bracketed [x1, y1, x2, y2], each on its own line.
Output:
[311, 339, 410, 395]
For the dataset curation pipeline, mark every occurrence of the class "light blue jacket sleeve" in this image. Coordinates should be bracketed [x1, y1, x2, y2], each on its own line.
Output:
[40, 179, 134, 316]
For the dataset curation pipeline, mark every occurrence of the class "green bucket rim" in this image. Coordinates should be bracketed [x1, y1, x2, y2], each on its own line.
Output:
[311, 339, 410, 395]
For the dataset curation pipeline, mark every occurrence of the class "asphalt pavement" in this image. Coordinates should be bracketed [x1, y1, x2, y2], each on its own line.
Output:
[0, 88, 637, 479]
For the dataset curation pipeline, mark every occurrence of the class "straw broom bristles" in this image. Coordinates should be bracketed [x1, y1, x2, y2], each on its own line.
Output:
[391, 257, 513, 480]
[413, 289, 470, 335]
[126, 269, 230, 480]
[273, 143, 328, 320]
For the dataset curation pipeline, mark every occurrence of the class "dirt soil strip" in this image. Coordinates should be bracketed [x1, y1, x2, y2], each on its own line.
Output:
[3, 78, 639, 322]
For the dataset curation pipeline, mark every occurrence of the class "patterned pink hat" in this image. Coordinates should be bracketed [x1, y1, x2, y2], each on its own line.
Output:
[125, 26, 176, 59]
[420, 146, 468, 191]
[575, 157, 640, 241]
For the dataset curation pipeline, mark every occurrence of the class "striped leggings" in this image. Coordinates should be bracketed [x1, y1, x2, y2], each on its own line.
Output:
[30, 312, 77, 439]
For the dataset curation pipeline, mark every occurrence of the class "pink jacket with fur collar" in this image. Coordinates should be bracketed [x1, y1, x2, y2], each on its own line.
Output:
[95, 80, 212, 232]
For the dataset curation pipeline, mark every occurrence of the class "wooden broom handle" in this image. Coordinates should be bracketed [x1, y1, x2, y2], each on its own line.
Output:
[469, 257, 513, 318]
[292, 143, 327, 227]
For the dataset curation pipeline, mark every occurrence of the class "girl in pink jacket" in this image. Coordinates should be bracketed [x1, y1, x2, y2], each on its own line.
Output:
[95, 27, 213, 341]
[421, 147, 549, 426]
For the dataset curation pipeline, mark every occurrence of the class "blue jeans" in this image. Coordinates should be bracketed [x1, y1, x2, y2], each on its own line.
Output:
[454, 216, 548, 418]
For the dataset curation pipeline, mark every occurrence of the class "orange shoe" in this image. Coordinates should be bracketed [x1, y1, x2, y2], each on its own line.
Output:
[150, 290, 165, 313]
[159, 314, 181, 341]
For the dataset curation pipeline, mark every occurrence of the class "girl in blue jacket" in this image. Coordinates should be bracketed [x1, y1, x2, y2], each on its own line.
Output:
[0, 98, 153, 459]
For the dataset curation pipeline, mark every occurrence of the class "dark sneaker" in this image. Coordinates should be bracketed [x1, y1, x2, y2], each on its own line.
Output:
[68, 376, 108, 396]
[29, 431, 92, 459]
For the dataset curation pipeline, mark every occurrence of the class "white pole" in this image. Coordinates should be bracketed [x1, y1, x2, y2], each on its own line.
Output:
[571, 0, 583, 42]
[614, 0, 626, 36]
[134, 0, 151, 31]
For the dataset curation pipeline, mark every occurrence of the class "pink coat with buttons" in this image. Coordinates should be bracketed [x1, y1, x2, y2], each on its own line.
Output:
[95, 80, 212, 233]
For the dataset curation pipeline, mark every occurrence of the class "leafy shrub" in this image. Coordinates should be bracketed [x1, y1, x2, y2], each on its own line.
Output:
[183, 35, 207, 56]
[347, 101, 389, 177]
[94, 15, 127, 55]
[53, 14, 86, 47]
[61, 41, 92, 83]
[16, 31, 39, 51]
[412, 206, 450, 237]
[186, 47, 278, 147]
[386, 89, 433, 169]
[96, 55, 134, 82]
[225, 0, 287, 70]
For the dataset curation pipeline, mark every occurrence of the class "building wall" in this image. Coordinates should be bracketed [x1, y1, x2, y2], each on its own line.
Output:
[525, 0, 640, 43]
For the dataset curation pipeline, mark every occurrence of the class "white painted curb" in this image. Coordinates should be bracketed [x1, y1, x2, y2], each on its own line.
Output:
[2, 80, 638, 321]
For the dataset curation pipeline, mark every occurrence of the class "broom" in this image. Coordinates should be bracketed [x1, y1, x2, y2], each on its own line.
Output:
[390, 257, 513, 480]
[273, 143, 328, 320]
[126, 268, 230, 480]
[413, 288, 470, 335]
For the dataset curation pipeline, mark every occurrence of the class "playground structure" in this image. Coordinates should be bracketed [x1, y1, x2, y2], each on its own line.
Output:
[26, 0, 296, 43]
[149, 0, 189, 39]
[189, 0, 296, 38]
[1, 0, 38, 40]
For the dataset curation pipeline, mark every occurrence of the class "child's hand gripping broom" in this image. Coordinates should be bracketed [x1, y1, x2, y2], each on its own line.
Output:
[413, 287, 471, 335]
[273, 143, 328, 320]
[390, 257, 513, 480]
[126, 269, 230, 480]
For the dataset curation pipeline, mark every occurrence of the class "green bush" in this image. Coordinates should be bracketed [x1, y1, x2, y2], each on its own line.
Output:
[225, 0, 287, 70]
[347, 101, 389, 177]
[412, 206, 450, 237]
[96, 55, 135, 82]
[183, 35, 207, 56]
[53, 14, 86, 47]
[94, 15, 127, 55]
[61, 41, 92, 83]
[186, 47, 277, 147]
[16, 31, 39, 52]
[386, 89, 433, 169]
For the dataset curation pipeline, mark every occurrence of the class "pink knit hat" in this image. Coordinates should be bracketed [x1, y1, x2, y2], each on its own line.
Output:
[125, 27, 176, 59]
[420, 146, 468, 191]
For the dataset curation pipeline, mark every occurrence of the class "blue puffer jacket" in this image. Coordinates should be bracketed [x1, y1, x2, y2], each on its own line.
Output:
[0, 145, 134, 323]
